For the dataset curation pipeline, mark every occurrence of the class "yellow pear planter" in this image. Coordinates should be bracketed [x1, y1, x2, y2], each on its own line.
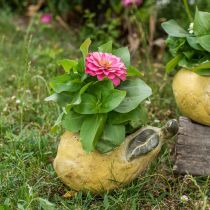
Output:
[53, 120, 178, 193]
[172, 69, 210, 126]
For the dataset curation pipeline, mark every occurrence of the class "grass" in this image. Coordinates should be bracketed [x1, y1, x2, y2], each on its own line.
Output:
[0, 10, 209, 210]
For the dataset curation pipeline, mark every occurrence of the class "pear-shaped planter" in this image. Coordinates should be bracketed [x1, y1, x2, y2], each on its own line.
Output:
[53, 120, 178, 193]
[172, 69, 210, 126]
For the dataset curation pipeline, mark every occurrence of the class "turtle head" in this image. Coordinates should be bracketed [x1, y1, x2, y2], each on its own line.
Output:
[160, 119, 179, 142]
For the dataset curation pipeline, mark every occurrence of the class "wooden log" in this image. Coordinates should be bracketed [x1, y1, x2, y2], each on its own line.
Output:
[173, 116, 210, 176]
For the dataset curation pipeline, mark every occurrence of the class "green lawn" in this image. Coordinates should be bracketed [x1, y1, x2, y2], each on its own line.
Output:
[0, 11, 209, 210]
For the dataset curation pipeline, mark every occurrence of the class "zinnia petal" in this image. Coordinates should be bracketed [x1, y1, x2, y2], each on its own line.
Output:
[107, 73, 115, 80]
[97, 74, 105, 81]
[112, 77, 121, 86]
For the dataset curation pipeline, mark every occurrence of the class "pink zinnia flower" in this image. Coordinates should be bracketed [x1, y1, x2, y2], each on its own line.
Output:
[122, 0, 143, 7]
[85, 52, 127, 86]
[40, 13, 52, 24]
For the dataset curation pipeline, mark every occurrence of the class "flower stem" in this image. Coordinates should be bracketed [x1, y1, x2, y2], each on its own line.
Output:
[182, 0, 193, 22]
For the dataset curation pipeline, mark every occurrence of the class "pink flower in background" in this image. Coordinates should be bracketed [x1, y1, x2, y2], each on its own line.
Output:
[85, 52, 127, 86]
[122, 0, 143, 7]
[40, 13, 52, 24]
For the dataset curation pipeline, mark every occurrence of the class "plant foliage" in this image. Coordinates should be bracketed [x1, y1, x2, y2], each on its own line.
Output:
[162, 8, 210, 76]
[46, 39, 152, 153]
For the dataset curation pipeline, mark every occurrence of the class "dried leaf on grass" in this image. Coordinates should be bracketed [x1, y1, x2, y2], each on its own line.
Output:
[62, 191, 77, 199]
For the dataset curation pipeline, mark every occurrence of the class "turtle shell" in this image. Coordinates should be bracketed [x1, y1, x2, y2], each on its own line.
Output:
[126, 129, 159, 161]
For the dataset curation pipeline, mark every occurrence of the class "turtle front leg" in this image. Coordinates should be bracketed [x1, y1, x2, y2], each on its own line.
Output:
[125, 119, 178, 162]
[126, 129, 160, 161]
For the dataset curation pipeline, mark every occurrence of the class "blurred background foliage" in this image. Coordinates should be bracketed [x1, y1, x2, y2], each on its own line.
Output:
[1, 0, 210, 63]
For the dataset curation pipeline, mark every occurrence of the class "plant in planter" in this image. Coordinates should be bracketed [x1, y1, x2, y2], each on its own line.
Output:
[46, 38, 152, 153]
[46, 39, 178, 192]
[162, 8, 210, 126]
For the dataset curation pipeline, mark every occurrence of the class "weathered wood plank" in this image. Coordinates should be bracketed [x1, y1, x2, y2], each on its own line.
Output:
[173, 116, 210, 176]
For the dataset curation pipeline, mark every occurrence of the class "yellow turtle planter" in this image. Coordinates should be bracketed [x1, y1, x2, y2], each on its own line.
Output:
[54, 120, 178, 193]
[173, 69, 210, 126]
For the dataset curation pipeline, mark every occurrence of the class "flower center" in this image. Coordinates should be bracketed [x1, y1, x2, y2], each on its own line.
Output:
[99, 59, 112, 68]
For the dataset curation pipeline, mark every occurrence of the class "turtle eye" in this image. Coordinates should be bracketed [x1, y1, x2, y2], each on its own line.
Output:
[126, 129, 159, 161]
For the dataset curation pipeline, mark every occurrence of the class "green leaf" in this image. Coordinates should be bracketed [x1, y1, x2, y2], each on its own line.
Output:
[100, 89, 126, 113]
[161, 20, 188, 37]
[183, 51, 194, 59]
[129, 106, 148, 128]
[192, 61, 210, 75]
[178, 57, 193, 69]
[88, 80, 126, 113]
[95, 140, 116, 154]
[197, 35, 210, 52]
[193, 61, 210, 70]
[115, 79, 152, 113]
[80, 114, 107, 152]
[74, 93, 98, 114]
[113, 47, 130, 67]
[80, 38, 91, 59]
[194, 8, 210, 36]
[70, 82, 94, 106]
[62, 111, 84, 132]
[74, 88, 126, 114]
[45, 92, 73, 106]
[87, 80, 126, 113]
[96, 123, 125, 153]
[57, 59, 78, 73]
[98, 41, 112, 53]
[50, 74, 81, 93]
[110, 105, 147, 125]
[166, 36, 186, 57]
[166, 54, 182, 73]
[186, 36, 203, 51]
[127, 66, 143, 77]
[102, 123, 125, 145]
[77, 58, 85, 74]
[87, 80, 114, 98]
[193, 68, 210, 76]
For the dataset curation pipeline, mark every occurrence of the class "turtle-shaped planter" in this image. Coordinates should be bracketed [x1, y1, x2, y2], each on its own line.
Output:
[54, 119, 178, 193]
[173, 69, 210, 126]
